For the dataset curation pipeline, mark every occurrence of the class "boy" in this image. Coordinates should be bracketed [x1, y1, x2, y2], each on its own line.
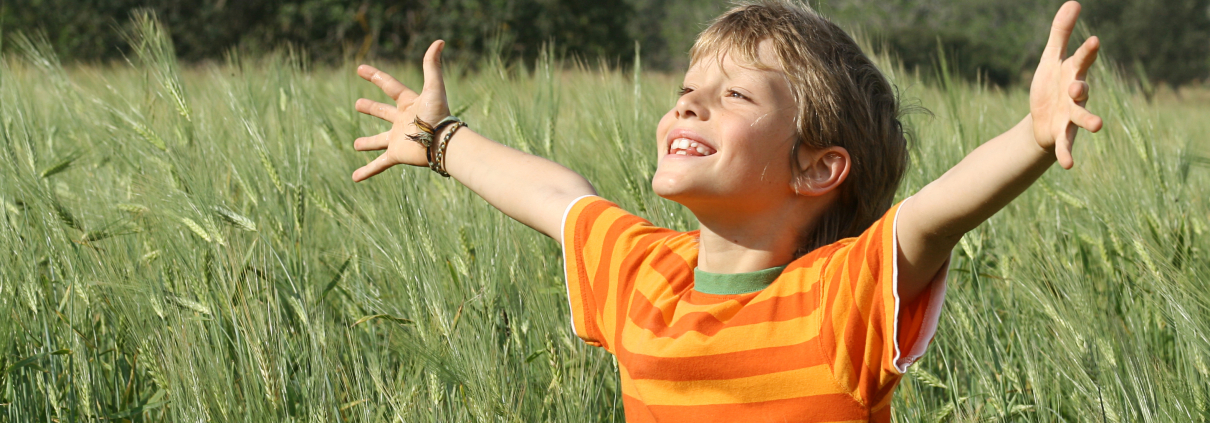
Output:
[349, 0, 1102, 421]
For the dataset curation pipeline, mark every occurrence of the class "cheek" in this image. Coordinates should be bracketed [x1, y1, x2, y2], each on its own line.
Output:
[723, 125, 797, 179]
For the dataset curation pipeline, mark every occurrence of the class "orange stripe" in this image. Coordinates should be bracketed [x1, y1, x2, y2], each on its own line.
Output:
[674, 293, 747, 313]
[857, 218, 895, 403]
[616, 334, 829, 381]
[832, 210, 902, 404]
[575, 199, 681, 351]
[592, 212, 648, 306]
[569, 199, 611, 344]
[614, 236, 832, 338]
[870, 403, 892, 423]
[680, 289, 756, 305]
[621, 364, 850, 406]
[627, 239, 696, 325]
[822, 240, 872, 394]
[612, 230, 679, 351]
[847, 241, 876, 399]
[632, 393, 868, 422]
[851, 298, 880, 401]
[569, 198, 671, 348]
[622, 394, 658, 423]
[843, 303, 869, 398]
[592, 213, 649, 348]
[626, 286, 823, 339]
[819, 247, 846, 390]
[871, 376, 900, 411]
[646, 241, 697, 294]
[619, 310, 825, 359]
[786, 244, 838, 273]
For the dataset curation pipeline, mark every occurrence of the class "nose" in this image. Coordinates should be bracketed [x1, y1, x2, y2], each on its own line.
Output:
[674, 90, 709, 121]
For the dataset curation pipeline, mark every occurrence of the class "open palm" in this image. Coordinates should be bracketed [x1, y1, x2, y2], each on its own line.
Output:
[1030, 1, 1104, 169]
[351, 40, 451, 182]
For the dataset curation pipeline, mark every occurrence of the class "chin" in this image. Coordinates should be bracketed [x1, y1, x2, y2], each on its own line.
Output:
[651, 168, 686, 197]
[651, 170, 711, 206]
[651, 177, 681, 200]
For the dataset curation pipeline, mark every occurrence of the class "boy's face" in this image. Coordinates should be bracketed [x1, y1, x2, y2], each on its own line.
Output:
[653, 40, 801, 214]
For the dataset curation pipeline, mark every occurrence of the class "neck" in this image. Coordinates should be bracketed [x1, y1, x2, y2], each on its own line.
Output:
[691, 196, 829, 274]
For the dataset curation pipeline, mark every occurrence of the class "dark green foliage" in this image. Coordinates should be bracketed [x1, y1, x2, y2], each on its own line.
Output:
[404, 0, 634, 65]
[822, 0, 1060, 87]
[1, 0, 1207, 87]
[0, 0, 634, 65]
[1082, 0, 1210, 89]
[0, 0, 276, 62]
[821, 0, 1210, 88]
[628, 0, 731, 70]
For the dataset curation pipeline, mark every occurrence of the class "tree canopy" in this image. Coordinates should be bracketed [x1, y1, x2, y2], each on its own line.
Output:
[2, 0, 1206, 87]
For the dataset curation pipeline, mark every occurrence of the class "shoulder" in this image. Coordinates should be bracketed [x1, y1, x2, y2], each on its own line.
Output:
[786, 236, 855, 272]
[769, 227, 883, 295]
[789, 199, 907, 274]
[562, 195, 697, 263]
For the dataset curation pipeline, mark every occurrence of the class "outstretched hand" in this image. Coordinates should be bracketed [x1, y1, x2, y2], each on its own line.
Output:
[1030, 1, 1103, 169]
[351, 40, 451, 182]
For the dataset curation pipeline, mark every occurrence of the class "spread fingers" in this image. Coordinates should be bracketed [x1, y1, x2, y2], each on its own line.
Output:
[1070, 36, 1100, 80]
[352, 153, 396, 182]
[356, 99, 397, 122]
[1069, 80, 1090, 103]
[422, 40, 447, 96]
[1055, 128, 1075, 170]
[357, 65, 417, 103]
[354, 132, 390, 151]
[1071, 106, 1103, 133]
[1043, 1, 1081, 59]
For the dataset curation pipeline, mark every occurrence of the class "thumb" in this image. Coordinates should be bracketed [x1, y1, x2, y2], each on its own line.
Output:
[422, 40, 446, 96]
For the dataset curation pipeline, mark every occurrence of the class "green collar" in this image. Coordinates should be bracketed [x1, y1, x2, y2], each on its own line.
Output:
[693, 265, 787, 295]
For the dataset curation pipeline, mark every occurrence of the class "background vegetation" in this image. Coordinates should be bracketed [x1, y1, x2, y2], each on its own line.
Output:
[2, 10, 1210, 423]
[3, 0, 1209, 88]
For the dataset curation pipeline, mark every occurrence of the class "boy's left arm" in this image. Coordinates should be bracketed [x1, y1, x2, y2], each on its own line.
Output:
[895, 1, 1103, 301]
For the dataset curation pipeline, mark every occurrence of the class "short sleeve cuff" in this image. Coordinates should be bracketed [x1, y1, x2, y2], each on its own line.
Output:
[560, 194, 605, 346]
[890, 199, 950, 374]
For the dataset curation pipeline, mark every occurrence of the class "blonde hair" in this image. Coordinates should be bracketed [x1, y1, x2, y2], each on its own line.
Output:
[690, 0, 910, 254]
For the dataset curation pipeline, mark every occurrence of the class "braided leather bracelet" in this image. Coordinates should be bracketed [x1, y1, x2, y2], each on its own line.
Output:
[430, 120, 466, 177]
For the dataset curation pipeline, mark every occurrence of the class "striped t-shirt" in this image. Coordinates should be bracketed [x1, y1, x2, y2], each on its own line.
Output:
[560, 196, 948, 422]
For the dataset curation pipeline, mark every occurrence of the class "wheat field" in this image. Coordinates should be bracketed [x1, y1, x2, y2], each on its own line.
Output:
[1, 16, 1208, 422]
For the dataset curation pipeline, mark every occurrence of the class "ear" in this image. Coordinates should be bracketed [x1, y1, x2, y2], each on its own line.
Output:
[792, 145, 850, 196]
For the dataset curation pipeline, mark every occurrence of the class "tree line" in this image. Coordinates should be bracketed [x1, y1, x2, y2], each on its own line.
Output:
[2, 0, 1207, 87]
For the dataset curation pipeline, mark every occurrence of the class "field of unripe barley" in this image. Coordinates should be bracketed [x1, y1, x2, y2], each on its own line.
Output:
[2, 17, 1208, 422]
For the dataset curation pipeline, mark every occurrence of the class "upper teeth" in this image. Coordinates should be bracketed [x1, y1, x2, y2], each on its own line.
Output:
[671, 138, 713, 155]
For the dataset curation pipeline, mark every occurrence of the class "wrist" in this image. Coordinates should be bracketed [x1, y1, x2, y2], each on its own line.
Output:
[431, 117, 459, 140]
[1020, 114, 1057, 161]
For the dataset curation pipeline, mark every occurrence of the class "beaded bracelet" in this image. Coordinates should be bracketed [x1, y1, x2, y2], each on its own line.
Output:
[430, 120, 466, 177]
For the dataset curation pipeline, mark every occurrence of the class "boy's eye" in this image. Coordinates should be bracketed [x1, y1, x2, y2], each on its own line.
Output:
[678, 86, 692, 96]
[727, 90, 748, 100]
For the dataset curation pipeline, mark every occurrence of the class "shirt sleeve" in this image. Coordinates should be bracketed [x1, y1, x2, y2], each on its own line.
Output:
[561, 195, 678, 350]
[817, 199, 949, 408]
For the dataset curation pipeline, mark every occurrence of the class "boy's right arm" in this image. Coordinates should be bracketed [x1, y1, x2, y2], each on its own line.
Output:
[350, 40, 596, 243]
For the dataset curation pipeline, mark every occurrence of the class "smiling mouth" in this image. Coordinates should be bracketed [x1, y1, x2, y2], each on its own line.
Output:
[668, 138, 717, 156]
